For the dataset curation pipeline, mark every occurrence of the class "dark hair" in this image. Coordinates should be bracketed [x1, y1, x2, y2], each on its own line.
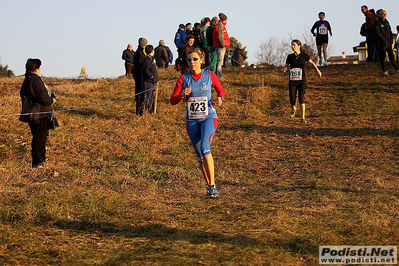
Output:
[201, 17, 210, 26]
[397, 25, 399, 31]
[194, 22, 201, 28]
[145, 45, 154, 55]
[178, 23, 185, 33]
[291, 40, 306, 53]
[319, 12, 325, 16]
[361, 5, 368, 9]
[185, 34, 195, 43]
[25, 58, 41, 72]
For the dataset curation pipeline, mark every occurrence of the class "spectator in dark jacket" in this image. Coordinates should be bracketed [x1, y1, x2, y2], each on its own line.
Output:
[361, 5, 378, 62]
[165, 45, 173, 68]
[122, 43, 134, 78]
[178, 35, 195, 74]
[185, 23, 193, 36]
[133, 37, 147, 115]
[141, 45, 159, 114]
[374, 10, 398, 76]
[192, 22, 203, 48]
[154, 40, 169, 69]
[231, 42, 247, 67]
[19, 58, 55, 168]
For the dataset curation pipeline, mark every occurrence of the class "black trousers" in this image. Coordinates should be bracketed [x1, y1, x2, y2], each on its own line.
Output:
[29, 118, 48, 167]
[379, 46, 398, 72]
[289, 81, 307, 106]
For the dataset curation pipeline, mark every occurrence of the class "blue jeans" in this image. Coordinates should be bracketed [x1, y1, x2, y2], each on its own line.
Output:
[215, 47, 226, 78]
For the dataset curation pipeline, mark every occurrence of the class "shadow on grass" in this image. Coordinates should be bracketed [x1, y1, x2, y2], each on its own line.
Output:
[222, 124, 399, 137]
[52, 220, 319, 262]
[53, 220, 264, 245]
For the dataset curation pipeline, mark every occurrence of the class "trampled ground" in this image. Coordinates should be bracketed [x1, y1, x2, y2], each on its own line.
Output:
[0, 64, 398, 265]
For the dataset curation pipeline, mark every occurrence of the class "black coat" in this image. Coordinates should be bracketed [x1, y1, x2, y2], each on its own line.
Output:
[122, 48, 134, 64]
[154, 45, 169, 66]
[20, 72, 54, 122]
[375, 18, 394, 49]
[141, 55, 159, 90]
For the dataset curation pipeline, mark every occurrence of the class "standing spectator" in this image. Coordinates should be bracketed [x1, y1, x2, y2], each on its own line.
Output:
[154, 40, 169, 69]
[395, 25, 399, 61]
[19, 58, 56, 168]
[231, 42, 247, 67]
[361, 5, 378, 62]
[133, 37, 147, 116]
[185, 23, 193, 36]
[122, 43, 134, 78]
[311, 12, 332, 66]
[174, 24, 187, 49]
[213, 13, 230, 78]
[141, 45, 159, 114]
[207, 16, 218, 73]
[178, 35, 195, 74]
[192, 22, 203, 48]
[165, 45, 173, 68]
[374, 10, 398, 76]
[201, 17, 211, 68]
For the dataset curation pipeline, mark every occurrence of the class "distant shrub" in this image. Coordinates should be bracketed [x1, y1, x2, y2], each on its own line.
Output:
[0, 63, 15, 77]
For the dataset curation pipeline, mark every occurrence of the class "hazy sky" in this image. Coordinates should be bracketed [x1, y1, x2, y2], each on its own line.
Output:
[1, 0, 398, 78]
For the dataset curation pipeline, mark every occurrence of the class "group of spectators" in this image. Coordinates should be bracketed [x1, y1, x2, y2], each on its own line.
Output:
[360, 5, 399, 76]
[121, 12, 248, 116]
[174, 13, 244, 79]
[122, 38, 160, 116]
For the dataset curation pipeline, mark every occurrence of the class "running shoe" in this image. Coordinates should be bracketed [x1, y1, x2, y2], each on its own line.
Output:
[289, 108, 296, 118]
[301, 118, 308, 124]
[207, 185, 219, 198]
[383, 71, 389, 76]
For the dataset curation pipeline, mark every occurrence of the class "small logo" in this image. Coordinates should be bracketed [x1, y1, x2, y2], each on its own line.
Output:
[319, 246, 397, 264]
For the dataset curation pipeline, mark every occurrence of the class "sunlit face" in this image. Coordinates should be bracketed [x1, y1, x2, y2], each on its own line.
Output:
[187, 38, 194, 47]
[361, 7, 367, 14]
[291, 42, 300, 52]
[187, 52, 202, 71]
[382, 11, 387, 19]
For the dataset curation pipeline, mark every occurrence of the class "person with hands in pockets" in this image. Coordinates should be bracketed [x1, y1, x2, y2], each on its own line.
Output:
[170, 47, 225, 198]
[283, 39, 322, 124]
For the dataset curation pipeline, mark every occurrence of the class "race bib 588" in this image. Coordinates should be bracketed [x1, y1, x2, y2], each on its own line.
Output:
[290, 68, 303, 81]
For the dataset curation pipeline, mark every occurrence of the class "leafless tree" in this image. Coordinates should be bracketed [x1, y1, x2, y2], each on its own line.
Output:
[255, 36, 292, 66]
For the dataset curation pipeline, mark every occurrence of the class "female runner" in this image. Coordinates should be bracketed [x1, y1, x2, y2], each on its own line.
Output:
[283, 40, 322, 124]
[170, 47, 225, 198]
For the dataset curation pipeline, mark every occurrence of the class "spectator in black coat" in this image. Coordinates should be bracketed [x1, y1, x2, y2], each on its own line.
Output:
[141, 45, 159, 114]
[19, 58, 55, 168]
[133, 37, 147, 115]
[154, 40, 169, 69]
[374, 10, 398, 76]
[231, 42, 247, 67]
[122, 43, 134, 78]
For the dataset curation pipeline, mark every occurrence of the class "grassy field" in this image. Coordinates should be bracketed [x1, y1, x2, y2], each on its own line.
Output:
[0, 63, 398, 265]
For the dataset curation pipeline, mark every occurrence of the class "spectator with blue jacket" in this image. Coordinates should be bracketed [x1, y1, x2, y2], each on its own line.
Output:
[174, 24, 187, 49]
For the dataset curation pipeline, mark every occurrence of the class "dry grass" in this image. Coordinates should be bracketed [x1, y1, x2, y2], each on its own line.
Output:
[0, 63, 398, 265]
